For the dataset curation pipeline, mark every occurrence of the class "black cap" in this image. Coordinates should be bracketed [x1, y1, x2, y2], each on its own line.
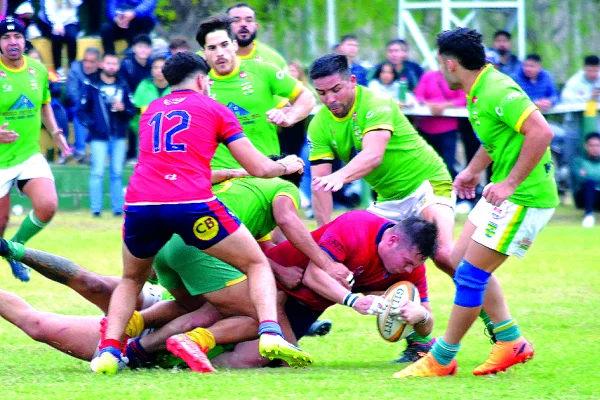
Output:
[0, 17, 26, 37]
[132, 33, 152, 47]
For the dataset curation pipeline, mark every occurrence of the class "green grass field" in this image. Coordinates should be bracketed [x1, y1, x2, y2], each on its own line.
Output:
[0, 207, 599, 400]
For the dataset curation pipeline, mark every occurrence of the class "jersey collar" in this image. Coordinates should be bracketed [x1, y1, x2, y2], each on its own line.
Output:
[209, 57, 242, 80]
[329, 85, 360, 122]
[0, 55, 27, 72]
[375, 222, 395, 246]
[238, 40, 258, 60]
[467, 63, 493, 100]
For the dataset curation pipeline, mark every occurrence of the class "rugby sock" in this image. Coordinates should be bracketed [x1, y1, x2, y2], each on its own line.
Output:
[0, 239, 25, 261]
[125, 311, 145, 338]
[480, 309, 495, 336]
[430, 338, 460, 366]
[11, 210, 49, 245]
[125, 338, 149, 366]
[406, 332, 435, 345]
[493, 318, 521, 342]
[185, 328, 216, 353]
[258, 320, 284, 337]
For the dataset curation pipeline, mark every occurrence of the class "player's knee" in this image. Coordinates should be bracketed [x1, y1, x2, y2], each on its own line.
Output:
[33, 197, 58, 222]
[21, 313, 49, 343]
[453, 260, 491, 308]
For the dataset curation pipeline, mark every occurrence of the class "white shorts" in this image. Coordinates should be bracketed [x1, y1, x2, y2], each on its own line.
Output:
[367, 180, 456, 223]
[140, 282, 165, 310]
[0, 154, 54, 197]
[468, 197, 555, 258]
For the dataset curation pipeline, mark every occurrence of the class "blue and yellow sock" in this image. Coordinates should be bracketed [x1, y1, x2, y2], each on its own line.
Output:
[493, 318, 521, 342]
[431, 338, 460, 366]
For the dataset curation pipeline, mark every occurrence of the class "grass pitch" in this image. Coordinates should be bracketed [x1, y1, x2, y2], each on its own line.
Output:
[0, 207, 599, 400]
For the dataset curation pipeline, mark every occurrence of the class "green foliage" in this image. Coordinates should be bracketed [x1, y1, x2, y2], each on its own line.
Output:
[0, 208, 599, 399]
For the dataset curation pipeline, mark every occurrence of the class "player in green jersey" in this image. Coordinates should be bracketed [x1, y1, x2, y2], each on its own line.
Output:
[0, 17, 70, 283]
[394, 28, 558, 379]
[195, 15, 315, 170]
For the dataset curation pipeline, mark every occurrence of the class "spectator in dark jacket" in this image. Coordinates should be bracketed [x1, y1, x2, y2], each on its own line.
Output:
[78, 53, 135, 217]
[119, 33, 151, 162]
[100, 0, 156, 54]
[511, 54, 559, 112]
[376, 39, 423, 91]
[493, 30, 522, 77]
[337, 34, 368, 86]
[66, 46, 101, 160]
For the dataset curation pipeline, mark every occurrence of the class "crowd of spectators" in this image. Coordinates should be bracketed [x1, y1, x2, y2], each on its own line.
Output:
[1, 2, 597, 225]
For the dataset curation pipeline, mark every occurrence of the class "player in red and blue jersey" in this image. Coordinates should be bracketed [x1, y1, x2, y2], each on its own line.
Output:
[92, 52, 313, 374]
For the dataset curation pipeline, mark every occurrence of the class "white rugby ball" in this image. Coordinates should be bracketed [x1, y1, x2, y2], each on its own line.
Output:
[377, 281, 420, 342]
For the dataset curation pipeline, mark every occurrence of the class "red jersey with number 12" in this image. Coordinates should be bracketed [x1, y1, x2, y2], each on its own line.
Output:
[125, 90, 245, 205]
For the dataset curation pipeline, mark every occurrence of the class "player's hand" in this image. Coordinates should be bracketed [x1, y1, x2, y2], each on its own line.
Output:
[453, 168, 481, 200]
[483, 180, 516, 207]
[265, 108, 294, 127]
[391, 301, 427, 325]
[322, 261, 352, 289]
[0, 123, 19, 144]
[277, 155, 304, 175]
[312, 172, 345, 193]
[275, 265, 304, 290]
[353, 295, 387, 315]
[52, 130, 72, 157]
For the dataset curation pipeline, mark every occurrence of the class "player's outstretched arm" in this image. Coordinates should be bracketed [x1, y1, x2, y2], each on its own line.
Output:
[272, 196, 350, 288]
[312, 130, 390, 193]
[211, 169, 249, 184]
[310, 163, 334, 227]
[227, 137, 304, 178]
[266, 87, 316, 127]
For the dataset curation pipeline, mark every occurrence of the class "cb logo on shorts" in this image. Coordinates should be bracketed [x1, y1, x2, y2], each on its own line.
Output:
[193, 216, 220, 241]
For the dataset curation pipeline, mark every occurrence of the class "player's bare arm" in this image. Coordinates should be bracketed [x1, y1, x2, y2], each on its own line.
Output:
[41, 103, 71, 156]
[312, 129, 391, 192]
[211, 168, 249, 184]
[266, 87, 316, 128]
[227, 137, 304, 178]
[302, 261, 386, 315]
[454, 146, 492, 200]
[272, 195, 351, 288]
[310, 163, 334, 227]
[483, 110, 554, 206]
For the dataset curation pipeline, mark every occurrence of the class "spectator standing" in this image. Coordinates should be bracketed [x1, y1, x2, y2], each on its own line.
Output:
[380, 39, 423, 91]
[511, 54, 559, 112]
[119, 33, 151, 162]
[100, 0, 156, 54]
[492, 30, 521, 77]
[36, 0, 82, 74]
[65, 47, 100, 161]
[572, 132, 600, 228]
[130, 55, 169, 137]
[561, 55, 600, 104]
[337, 34, 368, 86]
[413, 69, 467, 178]
[78, 53, 135, 217]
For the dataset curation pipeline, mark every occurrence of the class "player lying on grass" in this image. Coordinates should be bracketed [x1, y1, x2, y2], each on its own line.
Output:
[150, 210, 438, 370]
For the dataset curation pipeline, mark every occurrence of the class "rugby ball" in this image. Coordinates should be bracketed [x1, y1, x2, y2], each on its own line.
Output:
[377, 281, 420, 342]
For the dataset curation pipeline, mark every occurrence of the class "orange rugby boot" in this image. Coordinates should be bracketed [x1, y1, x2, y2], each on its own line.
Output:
[392, 352, 458, 378]
[473, 337, 534, 375]
[166, 334, 216, 373]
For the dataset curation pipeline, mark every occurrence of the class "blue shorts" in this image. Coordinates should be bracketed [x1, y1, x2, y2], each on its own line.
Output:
[123, 199, 241, 259]
[285, 297, 324, 341]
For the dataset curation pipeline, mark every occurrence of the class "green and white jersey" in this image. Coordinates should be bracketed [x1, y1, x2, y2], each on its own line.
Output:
[0, 56, 51, 168]
[308, 85, 450, 202]
[467, 65, 559, 208]
[209, 58, 303, 170]
[213, 176, 300, 241]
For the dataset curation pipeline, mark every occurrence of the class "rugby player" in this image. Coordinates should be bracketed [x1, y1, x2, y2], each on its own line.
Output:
[196, 15, 315, 172]
[0, 17, 70, 282]
[393, 28, 558, 378]
[94, 52, 310, 374]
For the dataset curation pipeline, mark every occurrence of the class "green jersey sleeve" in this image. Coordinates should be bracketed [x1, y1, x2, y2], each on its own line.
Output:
[307, 113, 335, 162]
[42, 69, 51, 104]
[273, 179, 301, 210]
[494, 88, 538, 133]
[263, 62, 303, 101]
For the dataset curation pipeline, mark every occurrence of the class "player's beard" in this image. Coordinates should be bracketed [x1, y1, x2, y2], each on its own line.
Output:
[236, 30, 257, 48]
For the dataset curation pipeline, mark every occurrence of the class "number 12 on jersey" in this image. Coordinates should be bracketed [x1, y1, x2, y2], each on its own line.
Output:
[148, 110, 190, 153]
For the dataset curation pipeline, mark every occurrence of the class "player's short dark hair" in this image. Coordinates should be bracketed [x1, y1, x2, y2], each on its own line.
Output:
[584, 55, 600, 66]
[437, 27, 486, 71]
[309, 54, 350, 81]
[387, 39, 408, 48]
[226, 2, 256, 14]
[395, 216, 438, 259]
[162, 52, 210, 86]
[268, 154, 302, 188]
[340, 34, 358, 44]
[196, 14, 235, 48]
[525, 53, 542, 63]
[169, 36, 190, 51]
[494, 30, 511, 39]
[585, 132, 600, 142]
